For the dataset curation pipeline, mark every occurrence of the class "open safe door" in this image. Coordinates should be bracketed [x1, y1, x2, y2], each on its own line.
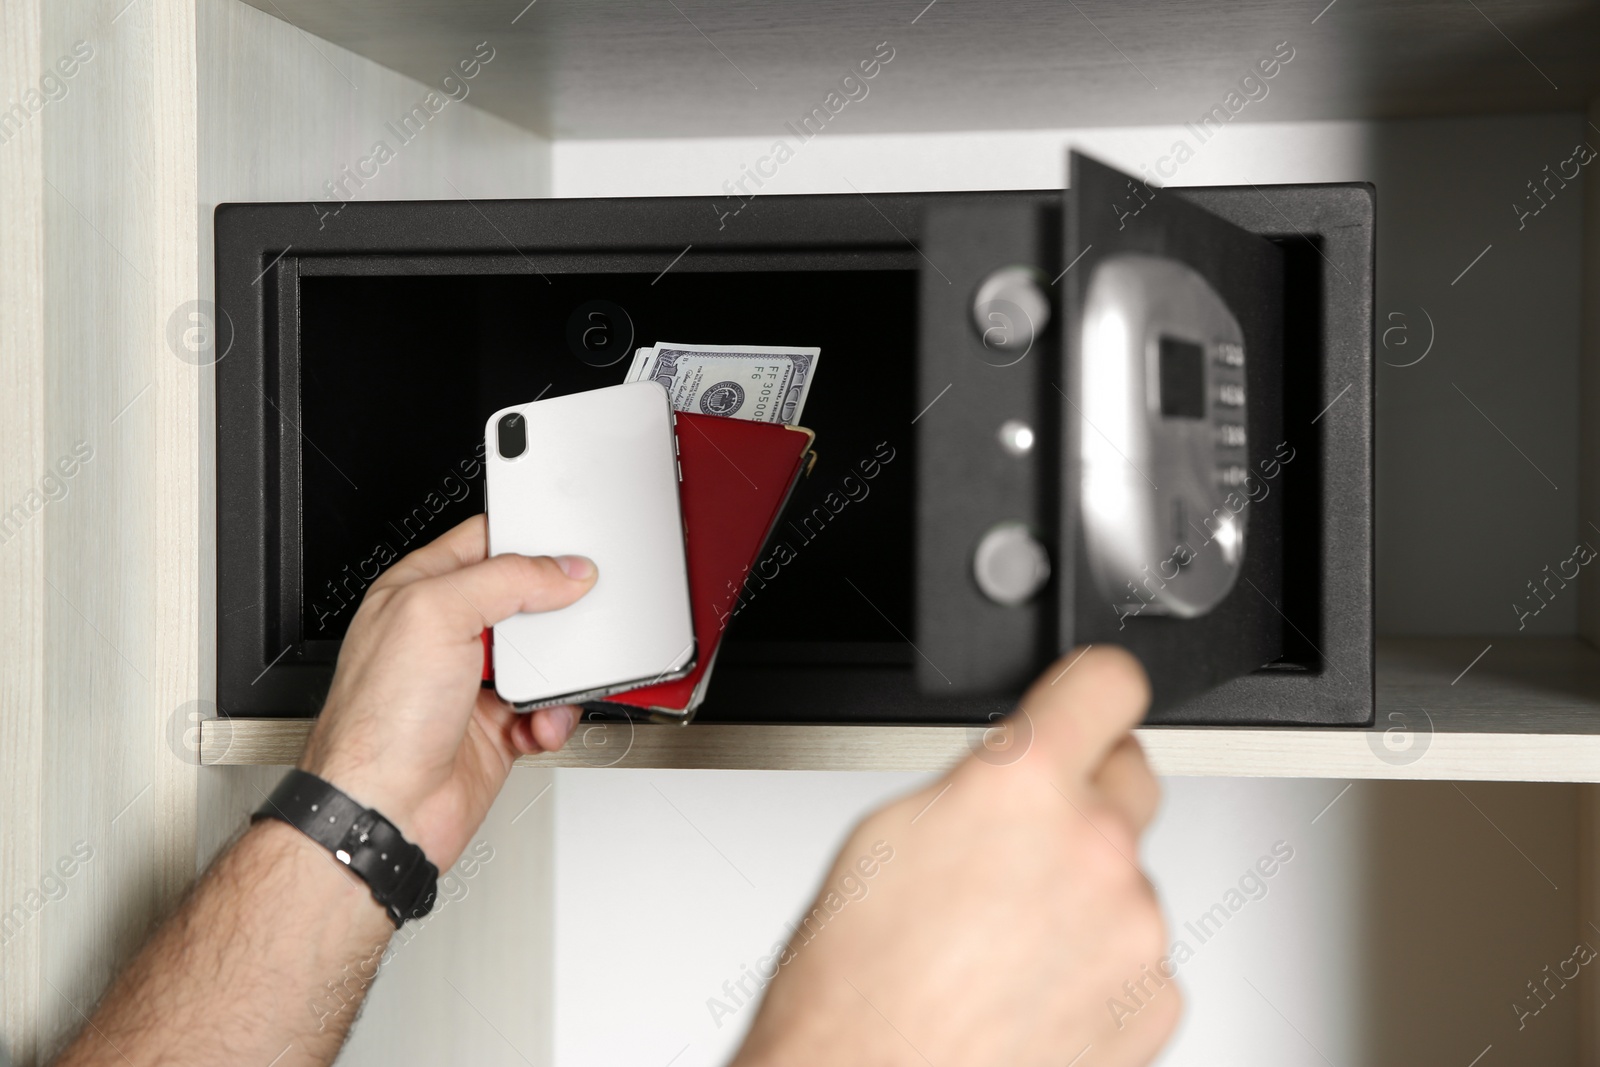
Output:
[1063, 151, 1287, 716]
[917, 150, 1289, 719]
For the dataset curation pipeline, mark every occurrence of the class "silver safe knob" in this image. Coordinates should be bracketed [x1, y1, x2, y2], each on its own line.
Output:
[973, 522, 1051, 606]
[971, 266, 1050, 365]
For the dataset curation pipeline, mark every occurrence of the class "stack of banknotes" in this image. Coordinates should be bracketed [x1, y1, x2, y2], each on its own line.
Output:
[624, 341, 821, 425]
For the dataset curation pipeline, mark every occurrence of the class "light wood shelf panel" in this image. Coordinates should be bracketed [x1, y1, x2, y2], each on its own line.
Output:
[202, 637, 1600, 781]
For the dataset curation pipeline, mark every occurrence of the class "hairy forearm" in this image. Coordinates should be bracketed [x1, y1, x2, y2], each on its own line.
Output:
[54, 819, 395, 1067]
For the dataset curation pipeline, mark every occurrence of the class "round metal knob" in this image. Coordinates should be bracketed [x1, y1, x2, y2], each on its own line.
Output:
[973, 522, 1051, 606]
[971, 266, 1050, 366]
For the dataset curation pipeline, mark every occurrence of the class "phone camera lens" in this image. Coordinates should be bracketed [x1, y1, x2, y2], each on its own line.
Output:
[497, 412, 527, 459]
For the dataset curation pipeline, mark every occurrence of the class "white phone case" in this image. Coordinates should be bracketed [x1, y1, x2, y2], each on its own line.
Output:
[484, 381, 695, 708]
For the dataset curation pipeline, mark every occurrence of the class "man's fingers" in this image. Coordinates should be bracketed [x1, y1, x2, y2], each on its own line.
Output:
[504, 704, 579, 755]
[530, 705, 580, 753]
[371, 514, 490, 589]
[1090, 735, 1160, 833]
[1018, 644, 1151, 781]
[407, 552, 597, 638]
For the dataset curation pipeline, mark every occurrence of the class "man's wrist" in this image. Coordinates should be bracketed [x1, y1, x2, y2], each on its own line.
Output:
[300, 741, 402, 810]
[297, 754, 429, 852]
[256, 769, 440, 927]
[249, 818, 398, 937]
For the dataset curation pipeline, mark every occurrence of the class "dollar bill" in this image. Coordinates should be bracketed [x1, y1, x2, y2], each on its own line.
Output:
[624, 342, 821, 426]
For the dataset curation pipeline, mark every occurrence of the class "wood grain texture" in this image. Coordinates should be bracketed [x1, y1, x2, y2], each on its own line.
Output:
[0, 2, 46, 1062]
[201, 720, 1600, 782]
[1582, 95, 1600, 650]
[0, 1, 208, 1062]
[235, 0, 1600, 139]
[203, 637, 1600, 782]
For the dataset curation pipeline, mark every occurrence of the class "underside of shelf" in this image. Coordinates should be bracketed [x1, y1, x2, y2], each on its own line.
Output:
[243, 0, 1600, 140]
[202, 637, 1600, 781]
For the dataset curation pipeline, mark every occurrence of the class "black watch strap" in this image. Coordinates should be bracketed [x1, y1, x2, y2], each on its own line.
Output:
[252, 769, 438, 927]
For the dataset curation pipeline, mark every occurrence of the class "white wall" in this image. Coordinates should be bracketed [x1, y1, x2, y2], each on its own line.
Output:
[551, 771, 1579, 1067]
[547, 115, 1587, 1067]
[553, 769, 922, 1067]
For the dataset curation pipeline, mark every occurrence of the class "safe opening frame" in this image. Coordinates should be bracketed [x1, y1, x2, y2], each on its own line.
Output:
[214, 185, 1374, 726]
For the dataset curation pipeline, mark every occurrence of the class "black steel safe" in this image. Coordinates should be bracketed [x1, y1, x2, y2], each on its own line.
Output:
[214, 152, 1373, 727]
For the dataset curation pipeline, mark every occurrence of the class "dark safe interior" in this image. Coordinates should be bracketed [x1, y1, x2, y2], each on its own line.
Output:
[297, 268, 920, 669]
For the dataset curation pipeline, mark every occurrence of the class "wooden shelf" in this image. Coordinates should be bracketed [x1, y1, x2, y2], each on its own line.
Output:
[201, 637, 1600, 781]
[243, 0, 1600, 140]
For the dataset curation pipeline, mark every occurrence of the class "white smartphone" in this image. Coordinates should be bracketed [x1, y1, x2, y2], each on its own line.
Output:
[484, 381, 695, 708]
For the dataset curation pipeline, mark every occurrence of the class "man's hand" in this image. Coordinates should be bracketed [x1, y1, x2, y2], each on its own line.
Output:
[733, 646, 1177, 1067]
[54, 515, 597, 1067]
[298, 513, 597, 869]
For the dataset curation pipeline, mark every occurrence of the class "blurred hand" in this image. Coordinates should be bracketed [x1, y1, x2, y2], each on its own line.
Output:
[733, 646, 1177, 1067]
[298, 514, 597, 868]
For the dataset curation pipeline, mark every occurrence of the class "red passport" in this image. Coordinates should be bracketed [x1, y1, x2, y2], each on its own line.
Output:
[602, 413, 815, 717]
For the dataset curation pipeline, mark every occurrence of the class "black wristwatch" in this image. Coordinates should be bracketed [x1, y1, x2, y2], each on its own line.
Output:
[252, 769, 439, 927]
